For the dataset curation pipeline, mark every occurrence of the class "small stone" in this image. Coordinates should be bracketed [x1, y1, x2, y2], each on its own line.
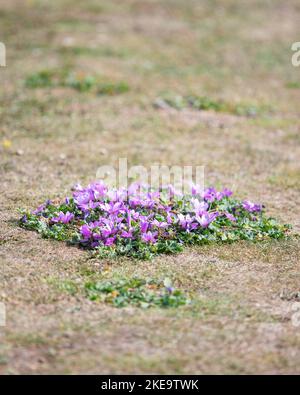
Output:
[153, 98, 171, 110]
[100, 148, 107, 156]
[62, 36, 75, 47]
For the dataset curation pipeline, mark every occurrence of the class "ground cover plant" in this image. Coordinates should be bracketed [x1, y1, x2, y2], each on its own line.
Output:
[156, 95, 271, 117]
[85, 277, 190, 308]
[25, 70, 129, 94]
[20, 182, 289, 260]
[48, 275, 190, 308]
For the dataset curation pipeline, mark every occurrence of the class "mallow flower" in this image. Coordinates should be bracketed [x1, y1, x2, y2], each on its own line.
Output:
[177, 214, 198, 231]
[222, 188, 233, 197]
[51, 211, 74, 224]
[141, 231, 157, 244]
[80, 224, 92, 240]
[195, 212, 219, 228]
[242, 200, 262, 213]
[191, 198, 209, 216]
[224, 212, 236, 222]
[203, 187, 217, 202]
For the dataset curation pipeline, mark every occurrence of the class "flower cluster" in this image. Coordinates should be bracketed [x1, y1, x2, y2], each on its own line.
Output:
[20, 182, 289, 259]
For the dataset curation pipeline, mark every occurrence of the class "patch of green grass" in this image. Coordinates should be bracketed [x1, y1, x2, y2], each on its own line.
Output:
[286, 81, 300, 89]
[248, 117, 294, 129]
[58, 46, 130, 59]
[45, 273, 277, 322]
[97, 81, 129, 95]
[102, 353, 188, 374]
[268, 169, 300, 190]
[64, 73, 97, 92]
[157, 94, 271, 117]
[255, 47, 287, 69]
[0, 355, 8, 365]
[46, 275, 190, 309]
[7, 333, 48, 347]
[85, 277, 190, 308]
[25, 70, 130, 95]
[47, 278, 79, 296]
[25, 70, 55, 88]
[157, 291, 277, 323]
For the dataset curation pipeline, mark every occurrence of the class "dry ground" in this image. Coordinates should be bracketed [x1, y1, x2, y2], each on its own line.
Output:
[0, 0, 300, 374]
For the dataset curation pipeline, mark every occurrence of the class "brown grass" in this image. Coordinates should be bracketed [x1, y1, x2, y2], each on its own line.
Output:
[0, 0, 300, 374]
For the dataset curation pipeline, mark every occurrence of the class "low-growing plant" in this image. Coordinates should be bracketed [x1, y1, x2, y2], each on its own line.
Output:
[97, 81, 129, 95]
[19, 182, 290, 260]
[25, 70, 55, 88]
[85, 277, 190, 308]
[64, 72, 97, 92]
[25, 70, 129, 95]
[286, 81, 300, 89]
[157, 95, 270, 117]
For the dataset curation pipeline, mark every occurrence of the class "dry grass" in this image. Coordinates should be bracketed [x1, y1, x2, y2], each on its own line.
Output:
[0, 0, 300, 374]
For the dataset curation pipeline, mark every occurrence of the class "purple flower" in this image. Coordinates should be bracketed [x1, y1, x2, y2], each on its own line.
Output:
[222, 188, 233, 197]
[195, 212, 218, 228]
[191, 198, 208, 216]
[140, 199, 156, 209]
[51, 211, 74, 224]
[166, 213, 174, 224]
[191, 183, 202, 196]
[80, 224, 92, 239]
[177, 214, 198, 231]
[168, 184, 176, 198]
[100, 201, 125, 216]
[28, 180, 271, 253]
[101, 222, 118, 238]
[105, 237, 116, 246]
[121, 230, 133, 238]
[74, 190, 93, 207]
[140, 220, 150, 233]
[21, 214, 28, 223]
[80, 201, 100, 212]
[141, 231, 157, 244]
[130, 210, 140, 220]
[90, 182, 107, 199]
[215, 192, 224, 200]
[242, 200, 262, 213]
[166, 286, 174, 293]
[129, 197, 142, 208]
[167, 184, 182, 199]
[147, 190, 160, 200]
[92, 232, 102, 241]
[224, 212, 236, 222]
[127, 183, 140, 197]
[203, 187, 217, 202]
[126, 209, 132, 227]
[151, 219, 169, 229]
[91, 241, 100, 248]
[32, 203, 46, 215]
